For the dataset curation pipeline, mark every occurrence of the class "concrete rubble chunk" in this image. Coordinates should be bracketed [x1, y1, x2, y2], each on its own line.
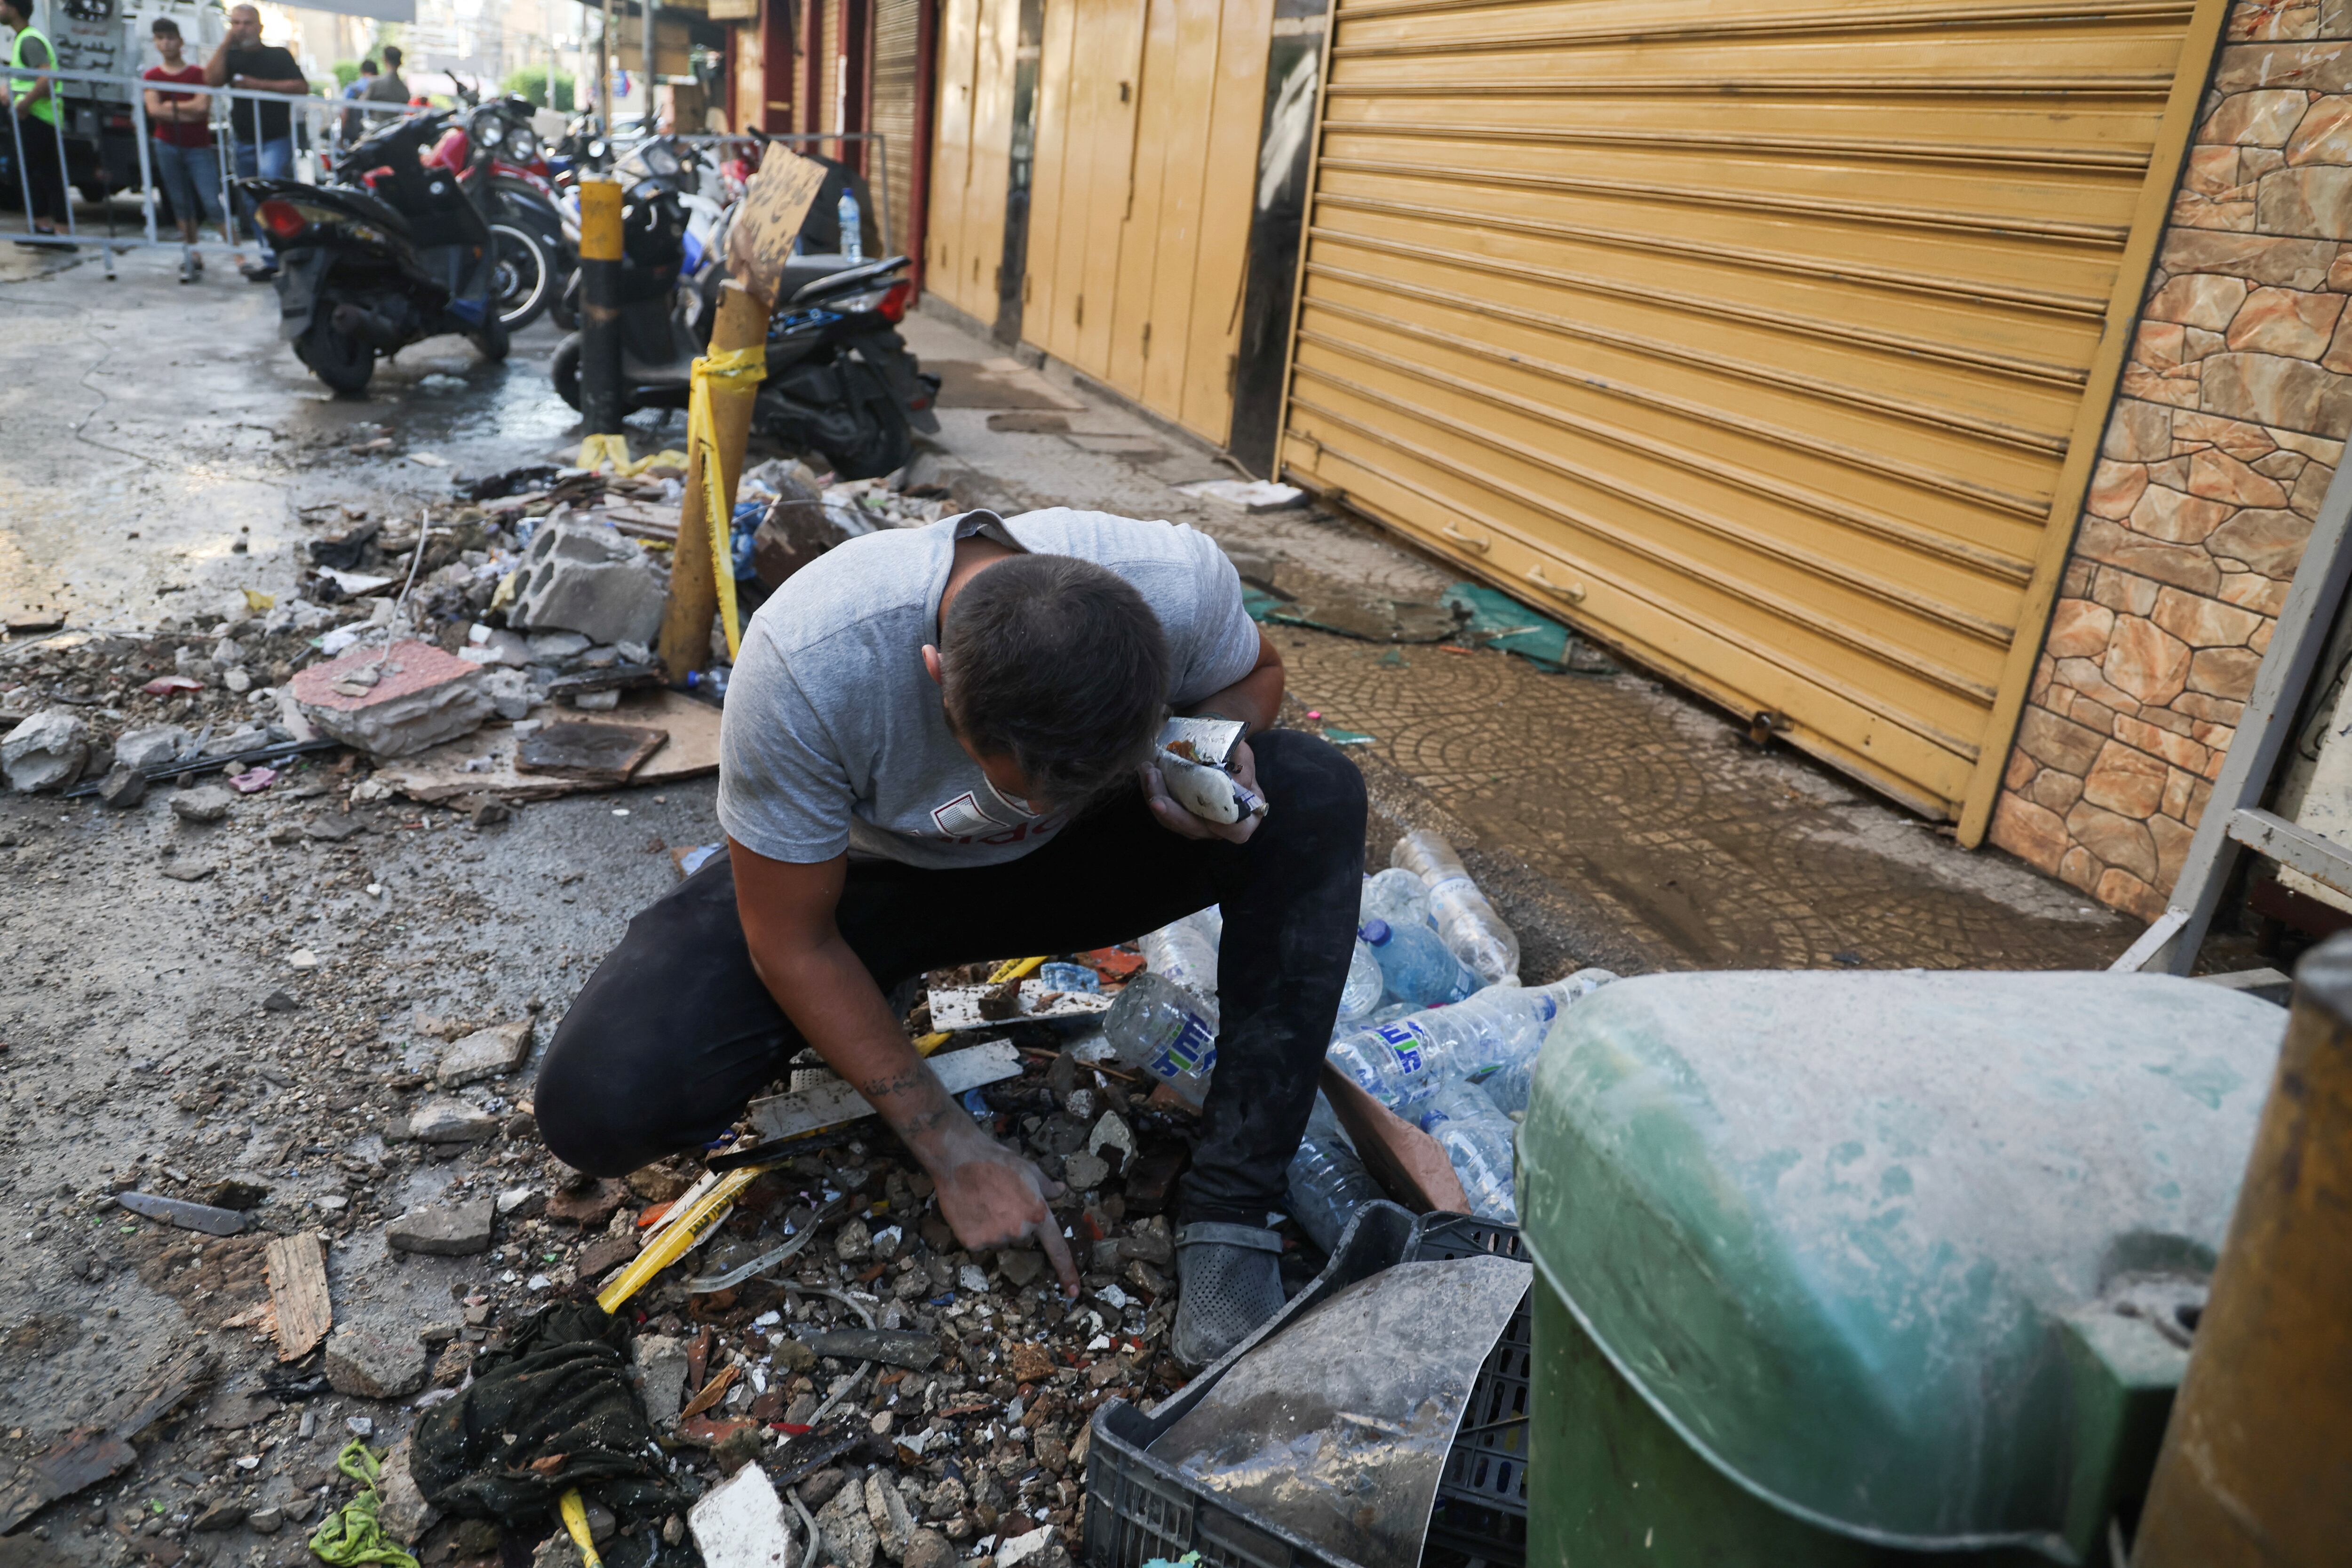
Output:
[436, 1019, 534, 1086]
[814, 1480, 878, 1568]
[113, 724, 192, 771]
[289, 639, 494, 759]
[170, 786, 234, 823]
[386, 1197, 496, 1256]
[4, 708, 89, 792]
[495, 1185, 545, 1218]
[407, 1098, 501, 1144]
[798, 1329, 940, 1370]
[900, 1530, 954, 1568]
[324, 1324, 429, 1400]
[864, 1472, 915, 1563]
[995, 1525, 1055, 1568]
[96, 763, 148, 809]
[375, 1438, 439, 1544]
[633, 1334, 689, 1430]
[689, 1460, 796, 1568]
[511, 521, 667, 647]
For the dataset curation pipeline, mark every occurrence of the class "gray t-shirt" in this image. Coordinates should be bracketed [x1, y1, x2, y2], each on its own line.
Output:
[718, 508, 1261, 869]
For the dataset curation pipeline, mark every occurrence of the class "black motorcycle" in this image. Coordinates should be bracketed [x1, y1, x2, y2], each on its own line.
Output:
[239, 112, 507, 395]
[445, 83, 571, 332]
[548, 160, 938, 479]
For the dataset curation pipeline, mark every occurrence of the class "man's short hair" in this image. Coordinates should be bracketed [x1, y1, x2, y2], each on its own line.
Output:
[359, 58, 378, 73]
[939, 553, 1171, 812]
[151, 17, 180, 35]
[381, 44, 402, 66]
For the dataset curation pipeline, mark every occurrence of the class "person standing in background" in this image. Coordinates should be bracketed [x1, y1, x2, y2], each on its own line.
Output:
[0, 0, 71, 247]
[361, 44, 406, 112]
[144, 18, 230, 282]
[340, 57, 376, 147]
[203, 2, 306, 282]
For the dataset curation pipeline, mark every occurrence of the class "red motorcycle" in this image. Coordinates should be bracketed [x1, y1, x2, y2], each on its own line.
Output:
[417, 94, 570, 331]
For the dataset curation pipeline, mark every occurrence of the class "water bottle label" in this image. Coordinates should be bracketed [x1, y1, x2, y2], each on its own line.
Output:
[1157, 1011, 1217, 1078]
[1428, 873, 1475, 896]
[1373, 1022, 1424, 1075]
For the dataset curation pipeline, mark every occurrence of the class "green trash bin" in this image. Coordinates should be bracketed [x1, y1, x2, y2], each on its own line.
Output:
[1516, 970, 2285, 1565]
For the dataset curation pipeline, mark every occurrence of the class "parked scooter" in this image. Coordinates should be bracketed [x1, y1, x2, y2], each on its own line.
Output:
[239, 111, 508, 395]
[425, 89, 571, 331]
[548, 162, 938, 479]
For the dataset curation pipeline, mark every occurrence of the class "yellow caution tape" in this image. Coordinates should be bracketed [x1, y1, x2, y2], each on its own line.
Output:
[687, 344, 767, 662]
[986, 956, 1048, 986]
[559, 1489, 604, 1568]
[577, 432, 633, 473]
[913, 1032, 951, 1057]
[594, 1160, 777, 1314]
[614, 447, 690, 478]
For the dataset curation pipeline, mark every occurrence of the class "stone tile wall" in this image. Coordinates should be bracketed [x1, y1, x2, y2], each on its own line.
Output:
[1991, 1, 2352, 920]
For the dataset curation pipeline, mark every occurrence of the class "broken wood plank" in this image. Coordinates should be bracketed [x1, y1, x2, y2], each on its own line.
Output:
[265, 1232, 333, 1362]
[746, 1039, 1022, 1142]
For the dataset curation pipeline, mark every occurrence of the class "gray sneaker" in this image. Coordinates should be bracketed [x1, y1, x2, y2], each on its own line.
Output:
[1169, 1222, 1287, 1370]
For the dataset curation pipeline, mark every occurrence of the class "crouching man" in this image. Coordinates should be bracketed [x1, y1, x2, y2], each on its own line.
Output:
[536, 508, 1365, 1367]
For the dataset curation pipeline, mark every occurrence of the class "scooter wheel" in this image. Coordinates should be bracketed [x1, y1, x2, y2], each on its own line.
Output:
[550, 333, 582, 411]
[486, 221, 553, 333]
[294, 323, 373, 396]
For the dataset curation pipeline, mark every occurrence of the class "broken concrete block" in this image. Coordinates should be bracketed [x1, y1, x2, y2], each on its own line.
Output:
[436, 1019, 534, 1086]
[114, 724, 192, 770]
[511, 522, 667, 647]
[288, 640, 493, 760]
[407, 1098, 500, 1144]
[689, 1460, 795, 1568]
[995, 1525, 1055, 1568]
[3, 708, 88, 792]
[386, 1198, 495, 1256]
[815, 1481, 878, 1568]
[480, 666, 534, 721]
[324, 1324, 429, 1399]
[460, 626, 531, 668]
[96, 763, 148, 809]
[169, 785, 234, 823]
[375, 1438, 439, 1544]
[865, 1472, 915, 1562]
[633, 1333, 689, 1429]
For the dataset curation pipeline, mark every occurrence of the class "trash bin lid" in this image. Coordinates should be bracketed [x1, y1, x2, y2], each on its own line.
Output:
[1519, 970, 2283, 1553]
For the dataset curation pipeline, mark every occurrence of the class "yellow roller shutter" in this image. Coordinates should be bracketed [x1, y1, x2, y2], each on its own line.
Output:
[874, 0, 920, 253]
[1277, 0, 2228, 826]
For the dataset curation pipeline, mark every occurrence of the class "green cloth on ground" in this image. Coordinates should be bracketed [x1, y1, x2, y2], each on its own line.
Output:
[1441, 582, 1573, 671]
[307, 1442, 419, 1568]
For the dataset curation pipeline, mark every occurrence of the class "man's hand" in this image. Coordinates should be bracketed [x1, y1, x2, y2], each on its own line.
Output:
[929, 1116, 1079, 1295]
[1143, 738, 1263, 845]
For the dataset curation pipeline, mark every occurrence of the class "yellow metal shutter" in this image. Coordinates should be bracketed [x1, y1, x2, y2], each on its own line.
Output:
[1278, 0, 2227, 824]
[874, 0, 920, 253]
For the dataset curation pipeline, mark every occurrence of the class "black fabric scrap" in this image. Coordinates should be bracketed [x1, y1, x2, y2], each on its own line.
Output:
[408, 1304, 691, 1568]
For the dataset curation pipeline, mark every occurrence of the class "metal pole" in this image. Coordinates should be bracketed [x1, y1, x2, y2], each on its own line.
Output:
[130, 71, 157, 246]
[577, 174, 625, 438]
[598, 0, 615, 136]
[642, 0, 657, 133]
[2135, 931, 2352, 1565]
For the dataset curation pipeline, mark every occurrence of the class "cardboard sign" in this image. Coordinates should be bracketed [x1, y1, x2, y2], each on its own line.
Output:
[726, 151, 829, 310]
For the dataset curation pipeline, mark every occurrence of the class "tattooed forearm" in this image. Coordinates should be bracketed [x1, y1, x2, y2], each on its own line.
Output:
[859, 1069, 925, 1098]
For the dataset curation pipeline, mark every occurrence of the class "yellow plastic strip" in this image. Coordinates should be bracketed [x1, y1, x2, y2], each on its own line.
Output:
[986, 956, 1047, 986]
[687, 345, 768, 661]
[559, 1490, 604, 1568]
[594, 1161, 776, 1314]
[913, 1031, 952, 1057]
[577, 432, 633, 473]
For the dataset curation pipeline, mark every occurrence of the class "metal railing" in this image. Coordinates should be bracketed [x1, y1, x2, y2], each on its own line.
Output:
[3, 64, 431, 271]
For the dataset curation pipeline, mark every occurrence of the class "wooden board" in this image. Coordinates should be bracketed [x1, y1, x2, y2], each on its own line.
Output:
[264, 1232, 333, 1363]
[371, 689, 722, 804]
[746, 1038, 1022, 1141]
[726, 152, 831, 310]
[516, 722, 667, 783]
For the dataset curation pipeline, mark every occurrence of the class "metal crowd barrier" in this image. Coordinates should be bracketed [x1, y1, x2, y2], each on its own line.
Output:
[3, 63, 431, 273]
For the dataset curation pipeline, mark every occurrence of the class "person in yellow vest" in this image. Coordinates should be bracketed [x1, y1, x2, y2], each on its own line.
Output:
[0, 0, 72, 246]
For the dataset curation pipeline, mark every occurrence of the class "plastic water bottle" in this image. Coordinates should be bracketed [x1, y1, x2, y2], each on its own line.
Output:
[1473, 968, 1619, 1113]
[1138, 908, 1220, 995]
[1360, 917, 1478, 1007]
[837, 187, 863, 263]
[1102, 971, 1216, 1106]
[1360, 867, 1433, 932]
[1326, 976, 1606, 1110]
[1416, 1078, 1518, 1223]
[1392, 829, 1521, 986]
[1335, 937, 1384, 1027]
[1284, 1092, 1385, 1254]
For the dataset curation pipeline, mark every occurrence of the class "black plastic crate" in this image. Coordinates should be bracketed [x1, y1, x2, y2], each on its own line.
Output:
[1081, 1203, 1531, 1568]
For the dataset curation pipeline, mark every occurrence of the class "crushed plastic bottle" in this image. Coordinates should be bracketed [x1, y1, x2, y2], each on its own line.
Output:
[1102, 970, 1217, 1106]
[1360, 866, 1435, 933]
[1415, 1077, 1518, 1223]
[1335, 937, 1385, 1027]
[1283, 1091, 1385, 1254]
[1326, 976, 1598, 1110]
[1137, 907, 1221, 995]
[1392, 829, 1520, 986]
[1472, 967, 1619, 1113]
[1360, 917, 1478, 1007]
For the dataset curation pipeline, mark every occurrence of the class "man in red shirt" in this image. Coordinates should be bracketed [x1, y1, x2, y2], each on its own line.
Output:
[142, 18, 227, 282]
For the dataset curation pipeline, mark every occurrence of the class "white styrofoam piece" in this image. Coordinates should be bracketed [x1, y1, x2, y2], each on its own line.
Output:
[746, 1037, 1022, 1140]
[688, 1462, 796, 1568]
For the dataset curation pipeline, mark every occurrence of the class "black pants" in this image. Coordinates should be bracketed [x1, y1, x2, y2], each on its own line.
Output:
[537, 729, 1367, 1227]
[10, 113, 69, 229]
